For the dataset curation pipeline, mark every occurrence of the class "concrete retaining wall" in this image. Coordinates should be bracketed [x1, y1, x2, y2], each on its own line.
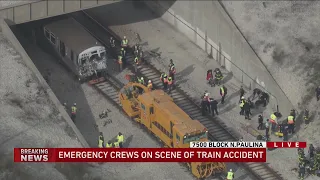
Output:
[1, 19, 89, 148]
[145, 0, 293, 114]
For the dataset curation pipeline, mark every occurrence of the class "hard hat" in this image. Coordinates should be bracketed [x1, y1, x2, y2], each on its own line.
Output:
[230, 169, 232, 172]
[241, 96, 244, 99]
[205, 93, 209, 96]
[148, 80, 151, 83]
[63, 102, 66, 106]
[141, 77, 144, 80]
[74, 103, 76, 106]
[124, 36, 126, 39]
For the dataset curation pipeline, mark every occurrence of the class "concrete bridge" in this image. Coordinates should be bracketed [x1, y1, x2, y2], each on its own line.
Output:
[0, 0, 119, 24]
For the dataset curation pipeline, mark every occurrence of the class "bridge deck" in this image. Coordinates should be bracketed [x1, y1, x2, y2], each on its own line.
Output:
[0, 0, 119, 24]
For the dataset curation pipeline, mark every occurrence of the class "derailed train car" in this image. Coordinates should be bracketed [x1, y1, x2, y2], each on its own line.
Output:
[43, 17, 107, 82]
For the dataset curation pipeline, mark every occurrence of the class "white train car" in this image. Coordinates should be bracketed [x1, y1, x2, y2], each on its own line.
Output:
[43, 17, 107, 82]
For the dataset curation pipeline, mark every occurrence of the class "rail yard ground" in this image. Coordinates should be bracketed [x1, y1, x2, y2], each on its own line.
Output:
[221, 1, 320, 180]
[1, 0, 318, 180]
[84, 1, 314, 179]
[14, 23, 197, 180]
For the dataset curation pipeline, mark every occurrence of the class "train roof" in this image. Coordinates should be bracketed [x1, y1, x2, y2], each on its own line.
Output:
[140, 90, 206, 134]
[44, 18, 102, 54]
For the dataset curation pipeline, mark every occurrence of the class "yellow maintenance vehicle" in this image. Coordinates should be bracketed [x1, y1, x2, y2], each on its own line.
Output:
[119, 81, 226, 179]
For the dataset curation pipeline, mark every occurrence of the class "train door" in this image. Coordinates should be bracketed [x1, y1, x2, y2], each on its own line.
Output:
[170, 121, 174, 147]
[149, 106, 154, 129]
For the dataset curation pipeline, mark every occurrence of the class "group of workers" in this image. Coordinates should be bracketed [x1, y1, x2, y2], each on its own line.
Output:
[111, 35, 145, 72]
[62, 102, 77, 122]
[297, 144, 320, 179]
[160, 59, 176, 91]
[99, 132, 124, 148]
[206, 68, 223, 87]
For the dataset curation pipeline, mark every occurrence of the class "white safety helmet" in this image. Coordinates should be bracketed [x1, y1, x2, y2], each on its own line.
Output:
[241, 96, 244, 99]
[124, 36, 126, 39]
[205, 93, 209, 96]
[74, 103, 76, 106]
[141, 77, 144, 80]
[148, 80, 151, 83]
[230, 169, 232, 172]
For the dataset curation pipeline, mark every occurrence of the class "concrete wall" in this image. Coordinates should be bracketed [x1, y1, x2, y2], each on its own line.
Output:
[145, 0, 293, 114]
[0, 19, 89, 148]
[0, 0, 120, 24]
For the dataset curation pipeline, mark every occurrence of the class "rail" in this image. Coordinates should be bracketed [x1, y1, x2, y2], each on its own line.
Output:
[70, 10, 284, 180]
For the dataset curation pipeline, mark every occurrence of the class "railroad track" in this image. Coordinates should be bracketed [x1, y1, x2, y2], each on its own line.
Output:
[70, 11, 284, 180]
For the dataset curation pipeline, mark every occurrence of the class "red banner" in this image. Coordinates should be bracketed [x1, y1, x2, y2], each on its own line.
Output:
[267, 142, 306, 148]
[14, 148, 266, 163]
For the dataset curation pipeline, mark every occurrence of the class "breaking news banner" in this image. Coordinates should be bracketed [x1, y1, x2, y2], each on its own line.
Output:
[189, 141, 307, 148]
[13, 148, 266, 163]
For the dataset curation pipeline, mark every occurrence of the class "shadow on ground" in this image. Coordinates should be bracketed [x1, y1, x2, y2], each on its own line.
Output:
[11, 23, 100, 148]
[86, 0, 176, 26]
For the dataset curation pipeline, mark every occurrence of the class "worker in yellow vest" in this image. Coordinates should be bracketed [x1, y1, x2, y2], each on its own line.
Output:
[147, 80, 153, 91]
[226, 169, 234, 180]
[113, 141, 120, 148]
[239, 97, 245, 115]
[98, 132, 104, 148]
[118, 55, 123, 72]
[168, 76, 173, 91]
[71, 103, 77, 122]
[270, 113, 278, 132]
[121, 48, 126, 58]
[117, 132, 124, 148]
[121, 36, 128, 48]
[287, 115, 295, 134]
[105, 141, 113, 148]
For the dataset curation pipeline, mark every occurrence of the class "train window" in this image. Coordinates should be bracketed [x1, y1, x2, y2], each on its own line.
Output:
[176, 135, 180, 141]
[44, 28, 50, 39]
[50, 33, 56, 45]
[141, 103, 145, 110]
[150, 107, 154, 114]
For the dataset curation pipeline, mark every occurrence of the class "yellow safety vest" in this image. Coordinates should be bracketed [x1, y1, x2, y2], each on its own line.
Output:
[134, 57, 138, 64]
[168, 77, 173, 85]
[220, 87, 224, 94]
[113, 141, 120, 148]
[98, 139, 104, 148]
[227, 171, 234, 179]
[147, 83, 153, 89]
[71, 106, 77, 113]
[117, 135, 124, 143]
[106, 143, 112, 148]
[122, 39, 128, 46]
[240, 100, 245, 107]
[288, 115, 294, 124]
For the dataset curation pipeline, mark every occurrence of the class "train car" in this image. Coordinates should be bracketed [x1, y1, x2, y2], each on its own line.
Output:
[43, 17, 107, 83]
[119, 82, 226, 179]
